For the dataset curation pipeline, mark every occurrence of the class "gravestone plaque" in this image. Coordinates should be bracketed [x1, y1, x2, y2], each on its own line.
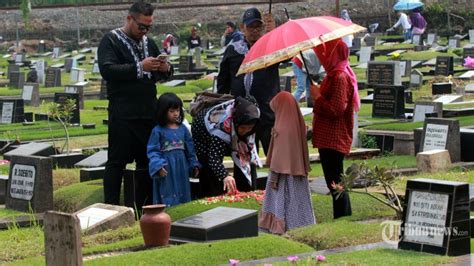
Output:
[372, 85, 405, 118]
[178, 55, 193, 73]
[413, 102, 443, 122]
[0, 99, 24, 124]
[412, 34, 422, 45]
[469, 29, 474, 44]
[70, 68, 85, 83]
[432, 83, 452, 95]
[92, 63, 100, 74]
[52, 47, 61, 58]
[427, 33, 437, 45]
[36, 60, 46, 84]
[9, 71, 25, 89]
[171, 207, 258, 242]
[351, 37, 361, 51]
[434, 57, 454, 76]
[100, 79, 107, 100]
[14, 53, 24, 63]
[448, 37, 460, 48]
[5, 155, 53, 213]
[367, 61, 401, 86]
[420, 118, 460, 162]
[7, 63, 20, 79]
[463, 47, 474, 60]
[44, 211, 82, 266]
[54, 93, 80, 124]
[399, 178, 470, 256]
[410, 69, 423, 88]
[359, 47, 372, 64]
[64, 85, 84, 109]
[22, 83, 40, 107]
[75, 150, 108, 168]
[45, 67, 61, 87]
[74, 203, 134, 235]
[364, 36, 376, 46]
[194, 47, 202, 68]
[170, 46, 179, 56]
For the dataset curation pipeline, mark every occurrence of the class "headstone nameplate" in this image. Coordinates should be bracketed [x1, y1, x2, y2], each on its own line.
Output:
[427, 33, 437, 45]
[52, 47, 61, 58]
[420, 118, 461, 162]
[0, 99, 24, 124]
[359, 47, 372, 64]
[70, 68, 85, 83]
[410, 69, 423, 88]
[399, 178, 470, 256]
[170, 46, 179, 56]
[5, 155, 53, 213]
[432, 82, 452, 95]
[434, 57, 454, 76]
[45, 67, 61, 87]
[367, 61, 401, 86]
[470, 30, 474, 44]
[36, 60, 46, 84]
[413, 102, 443, 122]
[399, 60, 412, 77]
[371, 85, 405, 118]
[21, 83, 40, 107]
[412, 34, 422, 45]
[44, 211, 82, 266]
[448, 38, 460, 48]
[14, 53, 24, 63]
[77, 207, 117, 229]
[1, 102, 14, 124]
[74, 203, 135, 235]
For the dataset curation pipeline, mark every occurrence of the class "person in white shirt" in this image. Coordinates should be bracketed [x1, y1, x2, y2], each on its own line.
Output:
[388, 11, 412, 40]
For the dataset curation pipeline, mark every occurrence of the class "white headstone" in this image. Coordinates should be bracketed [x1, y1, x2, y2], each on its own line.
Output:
[70, 68, 85, 83]
[423, 123, 448, 151]
[427, 33, 436, 45]
[14, 53, 23, 63]
[36, 60, 45, 84]
[448, 38, 459, 48]
[77, 207, 118, 230]
[413, 104, 435, 122]
[170, 46, 179, 56]
[1, 102, 14, 124]
[9, 164, 36, 200]
[92, 63, 100, 74]
[434, 95, 462, 104]
[22, 85, 34, 101]
[469, 30, 474, 44]
[359, 47, 372, 64]
[52, 47, 60, 59]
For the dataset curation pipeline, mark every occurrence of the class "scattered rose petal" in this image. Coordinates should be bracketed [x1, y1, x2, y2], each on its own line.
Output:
[0, 160, 10, 165]
[229, 259, 239, 265]
[287, 255, 299, 262]
[316, 255, 326, 262]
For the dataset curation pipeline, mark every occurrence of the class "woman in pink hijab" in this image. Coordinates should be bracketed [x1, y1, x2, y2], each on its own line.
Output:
[311, 38, 359, 219]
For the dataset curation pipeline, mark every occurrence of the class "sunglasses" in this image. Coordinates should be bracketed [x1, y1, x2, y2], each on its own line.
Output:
[131, 16, 152, 32]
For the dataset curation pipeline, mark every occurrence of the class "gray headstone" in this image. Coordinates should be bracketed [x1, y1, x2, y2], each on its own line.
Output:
[0, 99, 24, 124]
[359, 47, 372, 64]
[432, 82, 452, 95]
[52, 47, 61, 58]
[367, 61, 401, 86]
[170, 207, 258, 242]
[163, 80, 186, 87]
[21, 83, 40, 107]
[170, 46, 179, 56]
[14, 53, 24, 63]
[54, 93, 81, 124]
[38, 42, 46, 53]
[5, 155, 53, 213]
[412, 34, 422, 45]
[448, 37, 460, 48]
[64, 58, 75, 73]
[74, 203, 135, 235]
[364, 36, 376, 46]
[399, 60, 412, 78]
[466, 83, 474, 93]
[75, 150, 108, 168]
[45, 67, 61, 87]
[470, 30, 474, 44]
[279, 76, 292, 92]
[35, 60, 46, 85]
[434, 95, 463, 104]
[427, 33, 437, 45]
[92, 63, 100, 74]
[4, 142, 55, 161]
[0, 175, 8, 204]
[70, 68, 85, 83]
[372, 85, 405, 118]
[434, 56, 453, 76]
[410, 69, 423, 88]
[458, 70, 474, 79]
[178, 56, 193, 73]
[463, 47, 474, 61]
[9, 71, 25, 89]
[413, 102, 443, 122]
[420, 118, 461, 162]
[194, 47, 202, 68]
[399, 179, 470, 256]
[7, 64, 20, 79]
[44, 211, 82, 266]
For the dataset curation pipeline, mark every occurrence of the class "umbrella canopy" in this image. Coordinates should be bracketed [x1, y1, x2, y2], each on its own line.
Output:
[393, 0, 424, 11]
[237, 16, 366, 76]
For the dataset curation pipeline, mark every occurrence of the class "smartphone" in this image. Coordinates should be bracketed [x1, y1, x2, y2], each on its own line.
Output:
[156, 54, 169, 61]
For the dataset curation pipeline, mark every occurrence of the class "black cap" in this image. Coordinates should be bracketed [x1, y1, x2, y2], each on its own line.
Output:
[242, 7, 263, 26]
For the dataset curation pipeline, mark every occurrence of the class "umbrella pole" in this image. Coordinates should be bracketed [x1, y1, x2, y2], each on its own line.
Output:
[300, 51, 312, 77]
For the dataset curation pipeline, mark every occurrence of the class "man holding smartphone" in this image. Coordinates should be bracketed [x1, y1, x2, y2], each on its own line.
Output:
[98, 1, 173, 208]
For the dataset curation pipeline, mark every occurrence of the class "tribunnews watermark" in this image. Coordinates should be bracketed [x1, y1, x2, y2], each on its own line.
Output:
[380, 221, 469, 245]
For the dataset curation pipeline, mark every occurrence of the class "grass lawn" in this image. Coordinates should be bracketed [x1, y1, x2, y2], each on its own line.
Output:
[363, 115, 474, 131]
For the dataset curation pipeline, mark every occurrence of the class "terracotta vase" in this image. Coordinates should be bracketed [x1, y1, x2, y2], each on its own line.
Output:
[139, 204, 172, 247]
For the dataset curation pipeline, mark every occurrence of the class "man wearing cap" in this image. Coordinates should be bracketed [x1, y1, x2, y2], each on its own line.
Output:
[187, 27, 202, 50]
[217, 7, 277, 156]
[98, 1, 173, 207]
[220, 21, 244, 47]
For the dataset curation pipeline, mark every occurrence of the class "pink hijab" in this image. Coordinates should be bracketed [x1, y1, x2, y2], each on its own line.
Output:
[267, 91, 310, 176]
[314, 38, 360, 112]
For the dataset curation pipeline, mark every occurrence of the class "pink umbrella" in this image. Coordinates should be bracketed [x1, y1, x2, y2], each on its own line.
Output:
[237, 16, 366, 75]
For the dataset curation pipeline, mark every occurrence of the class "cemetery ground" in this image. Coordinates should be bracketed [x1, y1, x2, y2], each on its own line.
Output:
[0, 34, 474, 265]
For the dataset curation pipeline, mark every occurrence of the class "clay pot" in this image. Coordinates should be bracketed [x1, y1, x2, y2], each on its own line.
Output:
[139, 204, 172, 247]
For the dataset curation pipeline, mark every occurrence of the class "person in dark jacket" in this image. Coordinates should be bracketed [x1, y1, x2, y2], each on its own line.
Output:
[220, 21, 244, 47]
[187, 27, 201, 50]
[216, 7, 277, 155]
[98, 1, 173, 206]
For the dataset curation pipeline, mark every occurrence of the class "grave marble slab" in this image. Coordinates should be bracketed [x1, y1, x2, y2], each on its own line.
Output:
[434, 95, 463, 104]
[420, 118, 461, 162]
[74, 150, 108, 168]
[459, 71, 474, 79]
[4, 142, 55, 161]
[163, 79, 186, 87]
[170, 207, 258, 242]
[74, 203, 134, 235]
[413, 102, 443, 122]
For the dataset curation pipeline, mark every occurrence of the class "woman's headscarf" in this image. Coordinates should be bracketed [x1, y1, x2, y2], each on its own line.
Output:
[266, 91, 310, 176]
[340, 9, 351, 22]
[314, 38, 360, 112]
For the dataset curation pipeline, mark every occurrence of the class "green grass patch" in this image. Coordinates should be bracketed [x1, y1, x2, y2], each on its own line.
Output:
[85, 234, 313, 266]
[0, 226, 44, 264]
[53, 180, 103, 212]
[0, 208, 26, 218]
[401, 50, 459, 61]
[0, 164, 9, 175]
[363, 115, 474, 131]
